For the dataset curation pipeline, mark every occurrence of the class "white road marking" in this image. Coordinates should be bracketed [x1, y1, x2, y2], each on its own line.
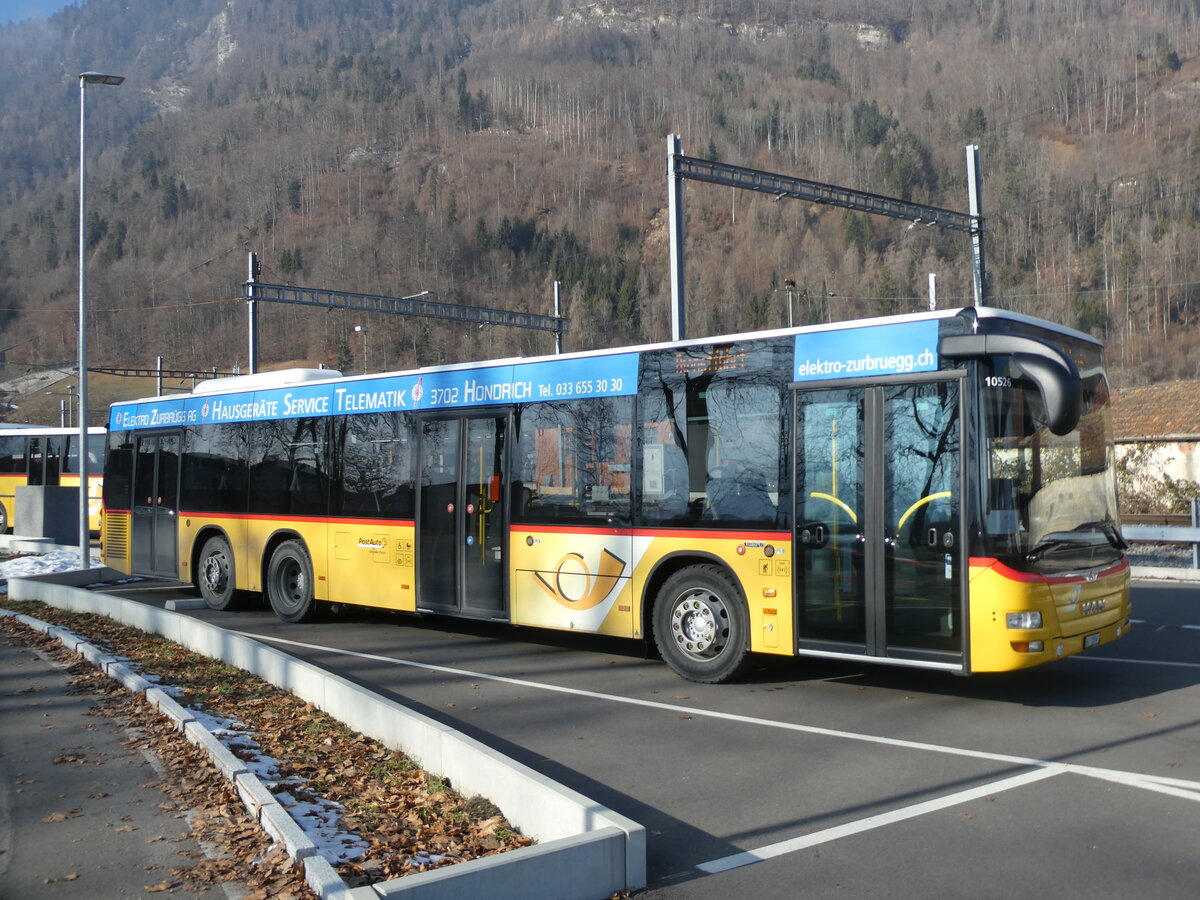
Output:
[1063, 764, 1200, 802]
[1075, 655, 1200, 669]
[242, 631, 1200, 806]
[1118, 619, 1200, 633]
[696, 767, 1062, 875]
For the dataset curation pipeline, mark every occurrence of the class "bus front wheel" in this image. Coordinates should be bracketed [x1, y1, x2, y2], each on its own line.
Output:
[197, 535, 238, 610]
[653, 565, 750, 683]
[267, 540, 317, 623]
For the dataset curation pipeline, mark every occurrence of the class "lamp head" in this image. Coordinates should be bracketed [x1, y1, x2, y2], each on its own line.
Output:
[80, 72, 124, 86]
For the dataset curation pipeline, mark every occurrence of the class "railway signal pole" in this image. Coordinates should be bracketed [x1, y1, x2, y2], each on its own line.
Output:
[667, 135, 986, 340]
[242, 254, 568, 374]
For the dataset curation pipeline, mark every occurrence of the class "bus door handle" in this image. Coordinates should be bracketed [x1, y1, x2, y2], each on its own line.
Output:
[798, 523, 827, 548]
[927, 529, 954, 548]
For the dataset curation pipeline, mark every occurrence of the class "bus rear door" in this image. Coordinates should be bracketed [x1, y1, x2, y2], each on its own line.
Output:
[131, 432, 181, 578]
[416, 413, 508, 619]
[792, 376, 966, 668]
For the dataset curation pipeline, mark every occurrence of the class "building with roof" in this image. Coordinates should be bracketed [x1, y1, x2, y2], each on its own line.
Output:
[1109, 379, 1200, 508]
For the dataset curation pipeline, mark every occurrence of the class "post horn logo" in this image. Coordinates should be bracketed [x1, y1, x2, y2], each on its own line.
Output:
[534, 548, 627, 610]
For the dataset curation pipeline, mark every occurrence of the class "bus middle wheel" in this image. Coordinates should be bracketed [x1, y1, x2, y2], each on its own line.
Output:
[653, 564, 750, 684]
[267, 539, 317, 623]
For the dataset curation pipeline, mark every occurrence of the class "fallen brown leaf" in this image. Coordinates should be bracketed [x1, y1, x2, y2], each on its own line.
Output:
[2, 608, 533, 894]
[42, 810, 81, 823]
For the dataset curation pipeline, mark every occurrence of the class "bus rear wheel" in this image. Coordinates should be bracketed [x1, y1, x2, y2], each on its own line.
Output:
[267, 540, 317, 623]
[197, 535, 239, 610]
[653, 564, 750, 683]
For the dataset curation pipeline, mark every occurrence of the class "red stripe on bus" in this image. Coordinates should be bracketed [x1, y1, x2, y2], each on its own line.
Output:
[510, 522, 790, 541]
[970, 556, 1129, 584]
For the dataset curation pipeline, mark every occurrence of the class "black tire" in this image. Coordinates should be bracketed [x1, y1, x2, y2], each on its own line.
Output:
[267, 539, 317, 623]
[653, 564, 750, 683]
[0, 501, 8, 534]
[196, 535, 239, 611]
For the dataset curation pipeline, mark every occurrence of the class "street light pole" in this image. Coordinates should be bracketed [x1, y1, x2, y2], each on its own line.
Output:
[79, 71, 123, 569]
[354, 325, 369, 372]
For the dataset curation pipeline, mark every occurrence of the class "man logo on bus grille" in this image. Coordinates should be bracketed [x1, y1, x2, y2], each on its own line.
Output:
[534, 549, 627, 610]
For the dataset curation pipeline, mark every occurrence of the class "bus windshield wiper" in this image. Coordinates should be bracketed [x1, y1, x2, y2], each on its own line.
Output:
[1025, 534, 1097, 560]
[1027, 521, 1127, 560]
[1076, 519, 1129, 550]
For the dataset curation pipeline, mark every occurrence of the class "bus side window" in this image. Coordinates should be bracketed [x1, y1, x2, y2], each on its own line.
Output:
[0, 437, 24, 474]
[513, 398, 631, 525]
[27, 438, 44, 485]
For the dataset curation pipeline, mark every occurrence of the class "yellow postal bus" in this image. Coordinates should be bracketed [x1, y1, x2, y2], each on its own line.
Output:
[100, 307, 1130, 681]
[0, 425, 105, 533]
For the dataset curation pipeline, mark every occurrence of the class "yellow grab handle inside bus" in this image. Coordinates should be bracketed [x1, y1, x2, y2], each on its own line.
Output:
[896, 491, 952, 532]
[808, 492, 858, 524]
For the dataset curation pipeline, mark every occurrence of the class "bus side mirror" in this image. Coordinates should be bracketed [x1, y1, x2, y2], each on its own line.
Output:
[940, 333, 1083, 436]
[1007, 351, 1083, 436]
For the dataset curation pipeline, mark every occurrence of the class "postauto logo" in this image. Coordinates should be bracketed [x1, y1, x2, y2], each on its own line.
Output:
[533, 548, 627, 610]
[794, 320, 939, 383]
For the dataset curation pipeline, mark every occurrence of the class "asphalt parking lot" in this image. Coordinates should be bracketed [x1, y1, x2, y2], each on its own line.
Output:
[71, 577, 1200, 898]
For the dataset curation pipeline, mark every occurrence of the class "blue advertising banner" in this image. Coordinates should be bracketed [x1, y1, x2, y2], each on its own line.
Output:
[793, 320, 939, 382]
[110, 352, 639, 430]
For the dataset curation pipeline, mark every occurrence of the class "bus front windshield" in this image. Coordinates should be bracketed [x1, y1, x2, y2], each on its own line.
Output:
[981, 363, 1122, 573]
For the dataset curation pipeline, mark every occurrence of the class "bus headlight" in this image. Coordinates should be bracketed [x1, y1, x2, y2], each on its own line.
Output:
[1006, 611, 1042, 630]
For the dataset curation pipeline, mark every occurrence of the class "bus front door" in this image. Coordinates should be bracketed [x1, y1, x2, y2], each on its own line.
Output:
[130, 433, 180, 578]
[417, 414, 507, 619]
[793, 378, 965, 666]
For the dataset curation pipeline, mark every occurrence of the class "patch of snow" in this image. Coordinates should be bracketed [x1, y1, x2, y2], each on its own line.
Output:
[0, 548, 99, 589]
[851, 23, 888, 48]
[188, 706, 370, 863]
[144, 81, 190, 115]
[1, 565, 370, 865]
[214, 7, 237, 67]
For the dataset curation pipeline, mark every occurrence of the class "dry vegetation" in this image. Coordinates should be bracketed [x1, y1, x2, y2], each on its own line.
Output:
[0, 600, 534, 892]
[4, 0, 1200, 413]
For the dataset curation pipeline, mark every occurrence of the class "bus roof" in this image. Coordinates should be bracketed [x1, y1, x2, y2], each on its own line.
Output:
[0, 425, 106, 436]
[112, 306, 1100, 410]
[107, 306, 1102, 431]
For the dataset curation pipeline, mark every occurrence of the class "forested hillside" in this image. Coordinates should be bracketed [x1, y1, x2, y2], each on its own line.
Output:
[3, 0, 1200, 422]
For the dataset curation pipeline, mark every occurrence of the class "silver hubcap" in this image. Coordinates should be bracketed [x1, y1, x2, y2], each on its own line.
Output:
[278, 560, 304, 606]
[203, 554, 227, 593]
[670, 590, 728, 660]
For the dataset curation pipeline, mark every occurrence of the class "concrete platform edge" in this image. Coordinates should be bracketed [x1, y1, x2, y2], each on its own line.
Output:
[5, 573, 648, 897]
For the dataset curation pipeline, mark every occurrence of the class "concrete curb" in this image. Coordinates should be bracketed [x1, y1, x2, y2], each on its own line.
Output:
[3, 606, 359, 899]
[0, 534, 68, 554]
[6, 572, 646, 899]
[182, 718, 251, 781]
